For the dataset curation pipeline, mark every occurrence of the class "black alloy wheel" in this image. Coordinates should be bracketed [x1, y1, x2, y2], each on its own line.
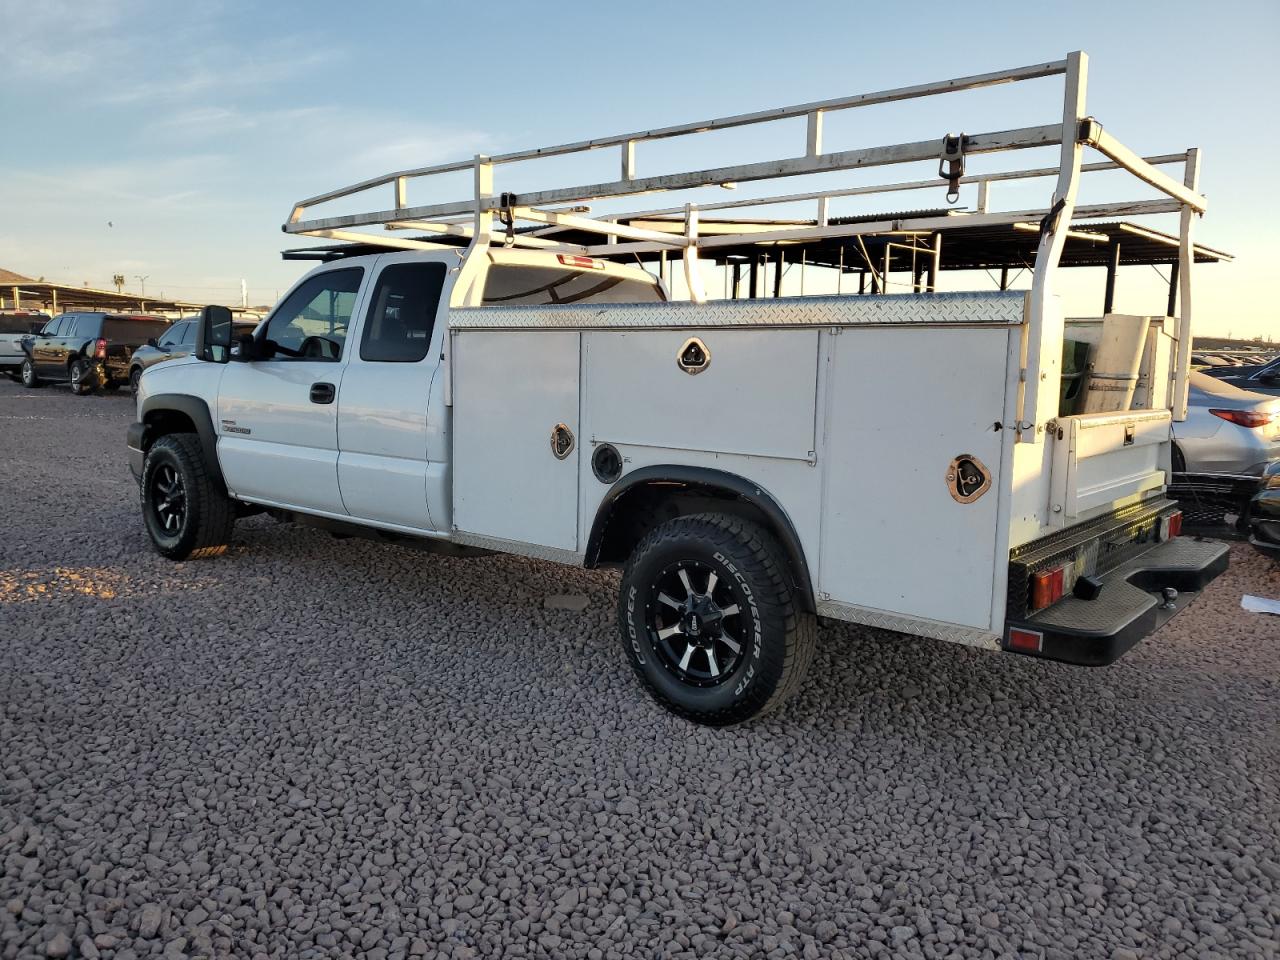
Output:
[150, 463, 187, 535]
[648, 559, 747, 686]
[618, 513, 816, 726]
[140, 433, 236, 560]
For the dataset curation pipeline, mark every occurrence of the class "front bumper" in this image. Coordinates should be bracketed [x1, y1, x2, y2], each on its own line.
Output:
[127, 421, 147, 483]
[1004, 536, 1229, 666]
[1248, 489, 1280, 560]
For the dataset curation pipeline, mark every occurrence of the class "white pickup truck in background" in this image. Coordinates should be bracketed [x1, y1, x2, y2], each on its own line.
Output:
[127, 52, 1228, 725]
[0, 312, 47, 377]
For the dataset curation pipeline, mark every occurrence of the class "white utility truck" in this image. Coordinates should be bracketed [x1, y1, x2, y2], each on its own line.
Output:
[129, 52, 1227, 725]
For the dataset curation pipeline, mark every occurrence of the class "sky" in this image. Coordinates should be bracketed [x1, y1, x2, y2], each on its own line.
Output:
[1, 0, 1277, 337]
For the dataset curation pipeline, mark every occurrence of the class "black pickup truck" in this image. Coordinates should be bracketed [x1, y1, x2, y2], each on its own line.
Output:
[20, 313, 170, 395]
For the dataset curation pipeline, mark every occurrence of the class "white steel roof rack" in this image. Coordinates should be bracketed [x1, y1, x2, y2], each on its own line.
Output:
[285, 51, 1209, 424]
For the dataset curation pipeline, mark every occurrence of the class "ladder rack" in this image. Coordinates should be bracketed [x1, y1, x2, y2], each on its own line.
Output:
[284, 51, 1208, 424]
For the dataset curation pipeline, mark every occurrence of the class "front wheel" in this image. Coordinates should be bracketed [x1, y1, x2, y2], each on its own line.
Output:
[618, 513, 815, 726]
[129, 367, 142, 395]
[141, 433, 236, 560]
[20, 358, 40, 388]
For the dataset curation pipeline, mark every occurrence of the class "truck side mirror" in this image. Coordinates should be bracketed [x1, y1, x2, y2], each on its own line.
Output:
[195, 305, 234, 363]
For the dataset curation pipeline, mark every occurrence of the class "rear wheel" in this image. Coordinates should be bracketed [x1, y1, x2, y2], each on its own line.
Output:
[69, 359, 95, 395]
[20, 359, 40, 388]
[618, 513, 815, 726]
[141, 433, 235, 560]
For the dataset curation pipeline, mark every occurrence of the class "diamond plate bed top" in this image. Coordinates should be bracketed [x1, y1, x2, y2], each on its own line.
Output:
[449, 291, 1026, 330]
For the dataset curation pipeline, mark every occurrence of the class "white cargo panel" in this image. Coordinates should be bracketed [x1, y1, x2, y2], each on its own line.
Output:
[583, 329, 819, 461]
[451, 330, 581, 551]
[818, 325, 1017, 632]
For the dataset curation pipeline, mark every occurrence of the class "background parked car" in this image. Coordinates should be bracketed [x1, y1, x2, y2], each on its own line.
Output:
[0, 312, 49, 376]
[1203, 354, 1280, 397]
[1168, 371, 1280, 532]
[128, 317, 258, 393]
[1246, 461, 1280, 560]
[20, 313, 170, 394]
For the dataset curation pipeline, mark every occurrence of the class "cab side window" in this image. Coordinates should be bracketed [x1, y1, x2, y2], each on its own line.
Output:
[159, 322, 187, 348]
[360, 262, 446, 363]
[263, 268, 363, 361]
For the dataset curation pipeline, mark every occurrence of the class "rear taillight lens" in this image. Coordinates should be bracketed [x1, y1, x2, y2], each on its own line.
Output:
[1030, 565, 1066, 612]
[1008, 627, 1044, 653]
[556, 254, 604, 270]
[1209, 408, 1276, 428]
[94, 338, 107, 359]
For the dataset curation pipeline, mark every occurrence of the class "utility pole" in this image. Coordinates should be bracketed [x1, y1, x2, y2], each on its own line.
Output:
[241, 279, 247, 309]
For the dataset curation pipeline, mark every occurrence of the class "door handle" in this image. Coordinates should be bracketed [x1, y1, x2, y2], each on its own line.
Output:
[310, 382, 336, 404]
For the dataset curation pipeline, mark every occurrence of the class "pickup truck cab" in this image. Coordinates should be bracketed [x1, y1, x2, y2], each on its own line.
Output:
[127, 52, 1229, 724]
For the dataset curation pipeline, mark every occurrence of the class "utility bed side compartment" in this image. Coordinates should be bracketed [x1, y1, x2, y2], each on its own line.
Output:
[451, 329, 582, 554]
[817, 324, 1018, 636]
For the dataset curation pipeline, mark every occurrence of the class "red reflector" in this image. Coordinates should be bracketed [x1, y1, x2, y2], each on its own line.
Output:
[1209, 408, 1276, 429]
[1030, 565, 1065, 612]
[1167, 511, 1182, 539]
[1008, 628, 1043, 653]
[94, 338, 107, 359]
[557, 254, 604, 270]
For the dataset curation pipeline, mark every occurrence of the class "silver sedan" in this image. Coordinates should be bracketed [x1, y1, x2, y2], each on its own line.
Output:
[1173, 372, 1280, 477]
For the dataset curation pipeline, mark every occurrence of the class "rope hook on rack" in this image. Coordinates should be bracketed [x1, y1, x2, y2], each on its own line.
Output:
[498, 191, 518, 247]
[938, 134, 967, 204]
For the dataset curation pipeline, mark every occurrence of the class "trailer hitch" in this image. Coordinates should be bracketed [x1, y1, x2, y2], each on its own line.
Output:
[938, 134, 967, 204]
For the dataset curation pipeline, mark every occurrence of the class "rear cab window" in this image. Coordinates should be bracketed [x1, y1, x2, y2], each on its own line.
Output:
[481, 263, 664, 306]
[104, 319, 169, 344]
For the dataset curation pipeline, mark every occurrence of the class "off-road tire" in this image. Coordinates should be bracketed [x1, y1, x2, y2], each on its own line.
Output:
[20, 359, 40, 388]
[129, 367, 142, 395]
[141, 433, 235, 560]
[618, 512, 816, 726]
[69, 359, 94, 395]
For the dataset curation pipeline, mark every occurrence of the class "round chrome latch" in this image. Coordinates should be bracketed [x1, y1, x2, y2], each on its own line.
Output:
[550, 423, 575, 460]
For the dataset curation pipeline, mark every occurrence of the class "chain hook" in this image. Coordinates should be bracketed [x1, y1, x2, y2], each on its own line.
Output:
[498, 191, 517, 248]
[938, 133, 967, 205]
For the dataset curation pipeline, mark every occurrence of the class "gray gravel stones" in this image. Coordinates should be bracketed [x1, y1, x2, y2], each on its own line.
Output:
[1, 380, 1279, 959]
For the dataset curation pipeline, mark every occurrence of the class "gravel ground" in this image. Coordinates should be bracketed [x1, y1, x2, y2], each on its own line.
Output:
[0, 377, 1277, 960]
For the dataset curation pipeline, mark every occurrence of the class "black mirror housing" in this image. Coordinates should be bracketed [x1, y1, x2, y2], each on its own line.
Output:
[146, 337, 158, 348]
[195, 305, 234, 363]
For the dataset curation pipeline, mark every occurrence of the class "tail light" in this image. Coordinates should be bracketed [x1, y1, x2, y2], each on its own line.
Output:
[94, 338, 107, 359]
[1209, 408, 1276, 428]
[1007, 627, 1044, 653]
[1030, 564, 1067, 612]
[557, 254, 604, 270]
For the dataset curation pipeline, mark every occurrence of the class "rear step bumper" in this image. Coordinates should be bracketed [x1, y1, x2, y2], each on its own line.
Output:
[1003, 537, 1229, 666]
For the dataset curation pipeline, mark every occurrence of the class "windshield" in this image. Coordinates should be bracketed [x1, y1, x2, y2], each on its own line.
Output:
[482, 265, 664, 306]
[103, 319, 170, 345]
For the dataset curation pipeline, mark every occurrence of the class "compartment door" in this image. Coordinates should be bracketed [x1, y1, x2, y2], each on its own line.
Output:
[452, 330, 581, 552]
[818, 326, 1013, 631]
